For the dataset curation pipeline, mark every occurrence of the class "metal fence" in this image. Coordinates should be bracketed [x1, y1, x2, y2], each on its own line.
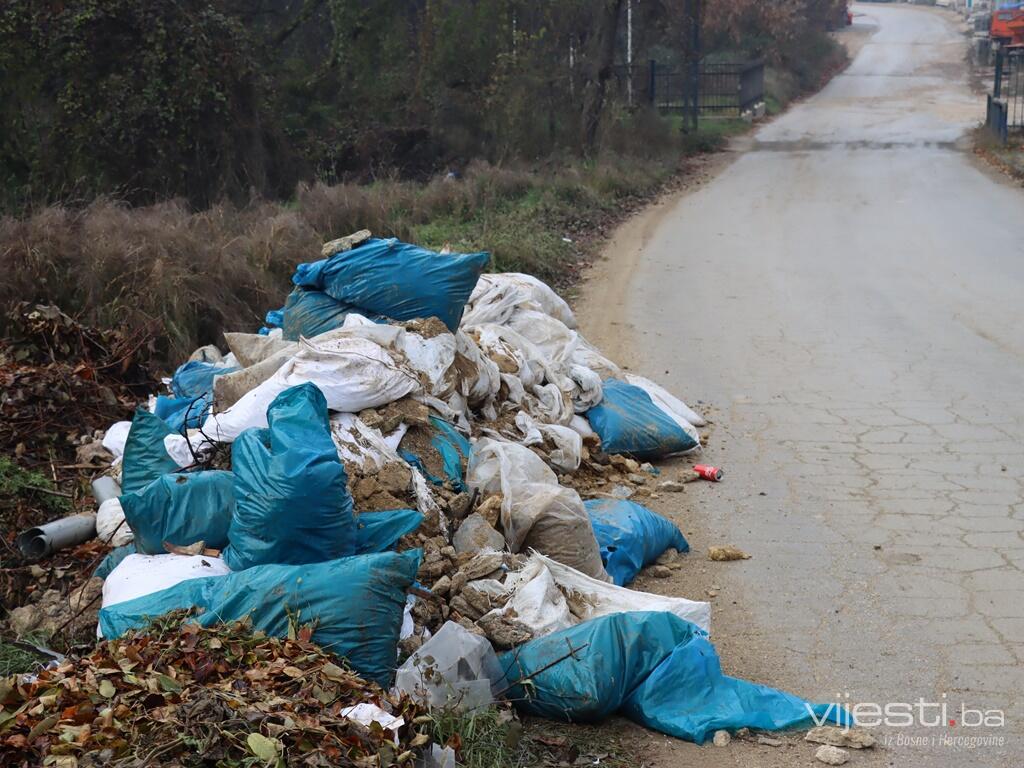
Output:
[988, 47, 1024, 143]
[612, 58, 765, 118]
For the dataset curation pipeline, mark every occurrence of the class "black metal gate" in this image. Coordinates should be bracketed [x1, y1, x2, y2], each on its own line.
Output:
[647, 59, 764, 117]
[988, 48, 1024, 143]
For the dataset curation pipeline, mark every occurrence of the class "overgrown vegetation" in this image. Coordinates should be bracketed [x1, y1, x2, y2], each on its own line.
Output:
[0, 457, 70, 530]
[0, 0, 850, 361]
[1, 0, 847, 211]
[0, 156, 679, 362]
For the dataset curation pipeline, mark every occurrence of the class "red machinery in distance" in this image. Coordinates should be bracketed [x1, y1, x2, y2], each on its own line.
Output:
[992, 3, 1024, 47]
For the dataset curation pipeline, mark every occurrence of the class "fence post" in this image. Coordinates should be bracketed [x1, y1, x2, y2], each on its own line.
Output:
[995, 47, 1004, 98]
[648, 59, 656, 106]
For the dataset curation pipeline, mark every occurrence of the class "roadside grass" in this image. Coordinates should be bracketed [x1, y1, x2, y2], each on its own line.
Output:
[426, 707, 635, 768]
[972, 125, 1024, 181]
[0, 638, 48, 676]
[0, 457, 71, 531]
[0, 153, 678, 365]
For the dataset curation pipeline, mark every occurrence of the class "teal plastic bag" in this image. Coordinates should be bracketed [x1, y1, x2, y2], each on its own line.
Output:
[292, 237, 489, 332]
[356, 509, 423, 554]
[120, 470, 235, 555]
[400, 417, 471, 490]
[430, 417, 471, 490]
[99, 550, 421, 687]
[586, 380, 699, 459]
[223, 383, 356, 570]
[121, 409, 180, 494]
[501, 612, 851, 743]
[585, 499, 689, 586]
[281, 287, 378, 340]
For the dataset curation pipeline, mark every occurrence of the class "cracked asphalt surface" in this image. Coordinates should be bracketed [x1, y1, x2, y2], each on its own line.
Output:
[578, 5, 1021, 767]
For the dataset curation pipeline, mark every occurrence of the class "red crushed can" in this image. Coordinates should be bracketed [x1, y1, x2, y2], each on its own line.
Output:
[693, 464, 723, 482]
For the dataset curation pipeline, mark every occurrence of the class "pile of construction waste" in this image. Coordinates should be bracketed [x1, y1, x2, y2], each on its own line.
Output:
[6, 234, 853, 763]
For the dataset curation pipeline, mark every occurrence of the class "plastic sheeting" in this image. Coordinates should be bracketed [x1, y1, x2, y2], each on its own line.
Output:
[586, 379, 699, 459]
[623, 373, 705, 429]
[201, 324, 423, 443]
[101, 553, 231, 616]
[467, 439, 609, 582]
[462, 273, 576, 329]
[501, 612, 851, 743]
[120, 470, 234, 555]
[585, 499, 689, 586]
[223, 384, 356, 570]
[96, 498, 133, 548]
[292, 237, 489, 332]
[94, 543, 136, 580]
[395, 620, 505, 711]
[99, 550, 421, 687]
[485, 552, 709, 636]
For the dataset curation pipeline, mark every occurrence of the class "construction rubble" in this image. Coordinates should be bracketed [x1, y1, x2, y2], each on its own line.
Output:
[2, 235, 859, 764]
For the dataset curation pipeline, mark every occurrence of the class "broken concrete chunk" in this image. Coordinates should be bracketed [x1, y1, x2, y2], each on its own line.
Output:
[431, 575, 452, 597]
[459, 553, 505, 582]
[658, 480, 688, 492]
[321, 229, 372, 258]
[449, 594, 484, 622]
[814, 745, 849, 765]
[376, 462, 412, 495]
[453, 513, 506, 555]
[712, 730, 731, 746]
[757, 736, 783, 747]
[655, 548, 680, 566]
[708, 545, 750, 561]
[475, 494, 502, 528]
[447, 492, 473, 521]
[476, 613, 532, 650]
[648, 565, 673, 578]
[806, 726, 876, 749]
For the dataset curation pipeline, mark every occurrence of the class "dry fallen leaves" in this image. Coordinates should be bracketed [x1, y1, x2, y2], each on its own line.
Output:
[0, 611, 427, 767]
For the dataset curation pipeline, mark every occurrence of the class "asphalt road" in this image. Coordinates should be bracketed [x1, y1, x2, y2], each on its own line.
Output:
[579, 6, 1022, 767]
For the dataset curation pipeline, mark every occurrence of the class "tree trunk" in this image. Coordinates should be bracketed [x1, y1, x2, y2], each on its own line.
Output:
[579, 0, 624, 154]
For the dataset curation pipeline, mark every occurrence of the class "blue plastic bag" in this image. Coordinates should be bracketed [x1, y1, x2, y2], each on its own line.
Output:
[265, 307, 285, 329]
[282, 287, 371, 341]
[171, 361, 235, 399]
[121, 409, 180, 495]
[501, 612, 851, 743]
[99, 550, 421, 687]
[356, 509, 423, 554]
[586, 379, 699, 459]
[585, 499, 689, 586]
[223, 383, 356, 570]
[292, 237, 489, 332]
[120, 470, 235, 555]
[154, 393, 211, 433]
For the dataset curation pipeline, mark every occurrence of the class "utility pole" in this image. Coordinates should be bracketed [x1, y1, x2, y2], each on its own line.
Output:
[682, 0, 701, 132]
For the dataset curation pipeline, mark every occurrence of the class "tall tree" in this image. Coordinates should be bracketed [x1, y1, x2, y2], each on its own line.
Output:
[579, 0, 624, 153]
